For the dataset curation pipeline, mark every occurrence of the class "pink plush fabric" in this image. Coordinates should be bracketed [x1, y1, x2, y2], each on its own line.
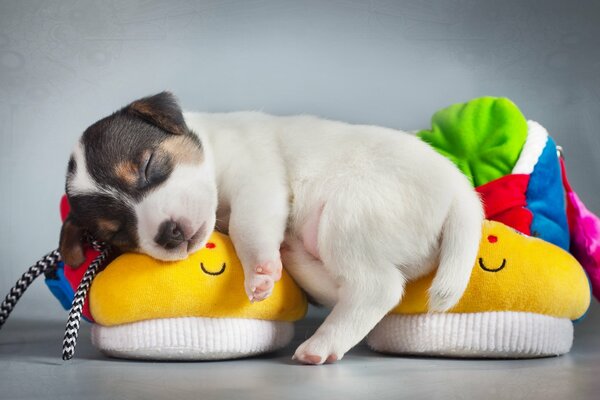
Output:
[561, 160, 600, 300]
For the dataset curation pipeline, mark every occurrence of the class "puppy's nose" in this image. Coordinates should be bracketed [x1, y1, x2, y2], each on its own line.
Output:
[154, 220, 185, 250]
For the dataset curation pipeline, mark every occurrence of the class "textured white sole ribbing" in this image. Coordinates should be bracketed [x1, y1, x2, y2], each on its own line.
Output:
[91, 317, 294, 360]
[367, 312, 573, 358]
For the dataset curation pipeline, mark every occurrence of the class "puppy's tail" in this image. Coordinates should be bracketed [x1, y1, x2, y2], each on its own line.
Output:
[428, 187, 483, 312]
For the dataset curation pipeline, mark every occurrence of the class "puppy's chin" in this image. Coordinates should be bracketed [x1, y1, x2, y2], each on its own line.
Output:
[142, 243, 200, 262]
[145, 246, 190, 262]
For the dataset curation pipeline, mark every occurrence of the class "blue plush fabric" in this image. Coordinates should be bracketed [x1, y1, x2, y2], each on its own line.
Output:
[45, 263, 91, 322]
[45, 263, 74, 311]
[526, 136, 570, 250]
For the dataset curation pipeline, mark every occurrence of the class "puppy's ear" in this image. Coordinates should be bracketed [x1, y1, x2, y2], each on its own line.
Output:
[59, 216, 86, 268]
[125, 91, 187, 135]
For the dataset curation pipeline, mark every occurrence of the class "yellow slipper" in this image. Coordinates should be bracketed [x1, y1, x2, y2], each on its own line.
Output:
[88, 232, 307, 360]
[367, 220, 591, 358]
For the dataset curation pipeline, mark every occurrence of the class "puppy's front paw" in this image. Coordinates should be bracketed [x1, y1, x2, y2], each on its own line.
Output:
[245, 274, 274, 302]
[245, 258, 282, 302]
[256, 258, 283, 281]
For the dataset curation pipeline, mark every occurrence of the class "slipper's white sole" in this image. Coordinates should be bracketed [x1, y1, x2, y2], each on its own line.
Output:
[367, 311, 573, 358]
[91, 317, 294, 360]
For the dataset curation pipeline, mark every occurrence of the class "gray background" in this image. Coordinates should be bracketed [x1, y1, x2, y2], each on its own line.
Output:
[2, 0, 600, 321]
[1, 1, 599, 399]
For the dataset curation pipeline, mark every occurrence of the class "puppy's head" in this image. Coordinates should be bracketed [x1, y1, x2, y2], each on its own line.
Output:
[60, 91, 217, 267]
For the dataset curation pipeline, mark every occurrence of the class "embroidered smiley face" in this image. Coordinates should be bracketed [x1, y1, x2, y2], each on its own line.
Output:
[199, 241, 226, 276]
[478, 234, 506, 272]
[391, 220, 591, 319]
[88, 230, 308, 326]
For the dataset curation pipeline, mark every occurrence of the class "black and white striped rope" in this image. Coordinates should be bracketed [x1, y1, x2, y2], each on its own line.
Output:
[62, 243, 109, 360]
[0, 234, 111, 360]
[0, 250, 62, 330]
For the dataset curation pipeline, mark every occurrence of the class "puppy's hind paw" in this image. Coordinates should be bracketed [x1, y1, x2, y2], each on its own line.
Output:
[293, 335, 342, 365]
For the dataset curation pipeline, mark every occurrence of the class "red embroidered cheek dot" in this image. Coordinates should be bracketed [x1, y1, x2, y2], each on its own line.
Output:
[487, 235, 498, 243]
[206, 242, 216, 249]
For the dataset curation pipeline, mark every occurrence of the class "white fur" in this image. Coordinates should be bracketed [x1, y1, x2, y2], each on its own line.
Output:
[135, 162, 218, 261]
[183, 111, 484, 364]
[68, 141, 103, 195]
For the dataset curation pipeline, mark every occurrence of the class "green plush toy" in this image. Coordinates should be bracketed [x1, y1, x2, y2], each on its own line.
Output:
[418, 97, 528, 187]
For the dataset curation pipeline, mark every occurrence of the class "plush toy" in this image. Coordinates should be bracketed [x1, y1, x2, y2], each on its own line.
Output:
[418, 97, 569, 250]
[1, 96, 596, 361]
[46, 198, 307, 360]
[367, 97, 596, 358]
[89, 231, 306, 360]
[418, 96, 600, 292]
[367, 220, 590, 357]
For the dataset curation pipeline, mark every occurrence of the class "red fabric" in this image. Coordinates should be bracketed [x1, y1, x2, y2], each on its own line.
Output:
[60, 195, 96, 321]
[476, 174, 533, 235]
[60, 195, 70, 222]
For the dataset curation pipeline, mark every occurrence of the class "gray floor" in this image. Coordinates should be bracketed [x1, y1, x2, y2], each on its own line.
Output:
[1, 306, 599, 400]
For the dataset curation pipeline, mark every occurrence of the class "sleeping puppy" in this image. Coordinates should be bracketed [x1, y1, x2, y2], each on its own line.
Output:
[60, 92, 483, 365]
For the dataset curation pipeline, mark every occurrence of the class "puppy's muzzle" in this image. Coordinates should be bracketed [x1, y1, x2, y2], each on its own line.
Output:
[154, 220, 185, 250]
[154, 219, 208, 253]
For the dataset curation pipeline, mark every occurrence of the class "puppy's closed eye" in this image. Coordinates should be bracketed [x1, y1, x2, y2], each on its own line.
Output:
[138, 150, 171, 188]
[114, 150, 166, 189]
[141, 151, 154, 184]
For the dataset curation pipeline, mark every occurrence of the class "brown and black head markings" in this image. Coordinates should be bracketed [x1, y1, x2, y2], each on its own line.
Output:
[60, 91, 205, 267]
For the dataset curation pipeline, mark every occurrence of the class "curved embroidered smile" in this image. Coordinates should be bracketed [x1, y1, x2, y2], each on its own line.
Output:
[200, 262, 226, 276]
[478, 257, 506, 273]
